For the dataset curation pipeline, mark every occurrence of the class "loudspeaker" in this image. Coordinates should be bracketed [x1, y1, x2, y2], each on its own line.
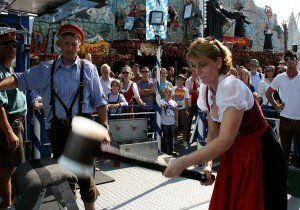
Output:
[292, 44, 298, 52]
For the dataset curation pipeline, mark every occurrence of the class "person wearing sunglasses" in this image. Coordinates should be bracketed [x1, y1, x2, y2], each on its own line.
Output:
[120, 66, 145, 114]
[266, 50, 300, 168]
[0, 30, 27, 210]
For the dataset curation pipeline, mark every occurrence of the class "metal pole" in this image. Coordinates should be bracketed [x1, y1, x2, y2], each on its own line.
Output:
[33, 109, 42, 159]
[155, 35, 162, 152]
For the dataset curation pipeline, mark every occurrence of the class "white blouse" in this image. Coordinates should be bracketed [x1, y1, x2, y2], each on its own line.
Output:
[198, 75, 254, 122]
[257, 79, 271, 105]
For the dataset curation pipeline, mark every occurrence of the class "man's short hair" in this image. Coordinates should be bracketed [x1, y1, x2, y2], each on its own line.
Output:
[284, 50, 297, 61]
[132, 63, 140, 68]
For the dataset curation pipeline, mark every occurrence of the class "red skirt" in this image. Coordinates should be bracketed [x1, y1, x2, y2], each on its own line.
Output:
[209, 124, 268, 210]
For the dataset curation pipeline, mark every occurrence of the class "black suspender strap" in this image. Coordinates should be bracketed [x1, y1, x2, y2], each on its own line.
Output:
[50, 59, 85, 120]
[78, 59, 84, 115]
[49, 59, 57, 114]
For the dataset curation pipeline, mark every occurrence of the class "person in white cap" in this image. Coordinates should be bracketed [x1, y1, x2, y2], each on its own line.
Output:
[249, 58, 264, 92]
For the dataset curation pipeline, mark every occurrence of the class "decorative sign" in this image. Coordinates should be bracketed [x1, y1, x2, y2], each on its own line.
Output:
[222, 36, 250, 47]
[80, 41, 110, 55]
[183, 4, 193, 19]
[264, 5, 272, 17]
[140, 42, 156, 56]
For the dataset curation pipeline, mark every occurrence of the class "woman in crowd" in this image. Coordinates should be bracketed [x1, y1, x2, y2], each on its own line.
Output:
[240, 67, 256, 93]
[120, 66, 145, 114]
[163, 37, 286, 210]
[257, 65, 279, 109]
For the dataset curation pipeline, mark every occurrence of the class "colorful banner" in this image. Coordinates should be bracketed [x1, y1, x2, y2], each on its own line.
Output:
[79, 41, 110, 55]
[146, 0, 168, 40]
[222, 36, 250, 47]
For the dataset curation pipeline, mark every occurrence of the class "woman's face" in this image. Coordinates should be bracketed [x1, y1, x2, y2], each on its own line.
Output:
[121, 68, 130, 79]
[241, 70, 249, 83]
[189, 55, 221, 86]
[266, 69, 275, 78]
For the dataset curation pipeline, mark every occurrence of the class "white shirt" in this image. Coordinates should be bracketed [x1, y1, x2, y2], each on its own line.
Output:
[198, 75, 254, 122]
[159, 99, 177, 125]
[100, 77, 113, 99]
[250, 72, 263, 92]
[257, 79, 272, 106]
[172, 86, 190, 110]
[185, 76, 202, 105]
[270, 73, 300, 120]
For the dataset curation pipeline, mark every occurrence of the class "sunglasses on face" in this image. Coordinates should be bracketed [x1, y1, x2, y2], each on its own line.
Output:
[122, 72, 129, 74]
[0, 42, 17, 48]
[141, 71, 148, 73]
[284, 57, 297, 62]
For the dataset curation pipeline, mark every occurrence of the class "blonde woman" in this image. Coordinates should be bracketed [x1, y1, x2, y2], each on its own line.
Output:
[240, 67, 256, 93]
[120, 66, 145, 114]
[163, 37, 286, 210]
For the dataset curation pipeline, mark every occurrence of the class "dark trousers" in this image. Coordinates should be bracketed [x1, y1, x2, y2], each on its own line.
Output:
[161, 124, 175, 155]
[262, 105, 279, 129]
[187, 104, 199, 142]
[279, 116, 300, 165]
[48, 118, 99, 203]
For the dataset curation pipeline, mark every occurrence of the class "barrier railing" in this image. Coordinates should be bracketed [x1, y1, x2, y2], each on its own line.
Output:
[30, 105, 284, 159]
[197, 108, 281, 150]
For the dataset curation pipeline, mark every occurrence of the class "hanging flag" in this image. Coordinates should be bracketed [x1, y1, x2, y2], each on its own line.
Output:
[264, 5, 272, 17]
[146, 0, 168, 40]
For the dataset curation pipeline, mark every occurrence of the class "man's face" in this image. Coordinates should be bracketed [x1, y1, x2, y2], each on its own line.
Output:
[0, 42, 17, 61]
[132, 65, 140, 75]
[58, 35, 81, 62]
[249, 64, 258, 73]
[85, 54, 92, 62]
[141, 68, 148, 80]
[284, 57, 298, 72]
[101, 66, 110, 78]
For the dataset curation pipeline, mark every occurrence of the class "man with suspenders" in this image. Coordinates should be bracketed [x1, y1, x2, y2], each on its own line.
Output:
[0, 24, 110, 210]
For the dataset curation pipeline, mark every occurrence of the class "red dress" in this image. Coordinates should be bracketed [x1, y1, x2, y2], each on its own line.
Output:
[122, 82, 135, 116]
[208, 98, 287, 210]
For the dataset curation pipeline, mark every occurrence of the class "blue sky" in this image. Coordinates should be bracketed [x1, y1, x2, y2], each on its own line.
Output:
[253, 0, 299, 25]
